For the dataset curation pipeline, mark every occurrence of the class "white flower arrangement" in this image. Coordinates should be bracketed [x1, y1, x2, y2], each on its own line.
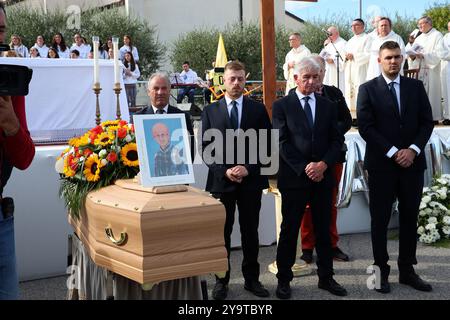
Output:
[418, 174, 450, 244]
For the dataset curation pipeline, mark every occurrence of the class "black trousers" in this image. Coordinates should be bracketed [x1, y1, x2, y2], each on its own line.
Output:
[276, 183, 334, 282]
[368, 169, 424, 274]
[213, 189, 263, 284]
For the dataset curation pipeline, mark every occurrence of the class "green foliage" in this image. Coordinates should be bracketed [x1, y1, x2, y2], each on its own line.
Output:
[170, 22, 291, 80]
[391, 13, 418, 45]
[5, 6, 164, 77]
[424, 2, 450, 32]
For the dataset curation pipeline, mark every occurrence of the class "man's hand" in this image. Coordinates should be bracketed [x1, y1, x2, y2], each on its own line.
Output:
[231, 165, 248, 180]
[225, 168, 241, 183]
[326, 58, 334, 64]
[394, 149, 416, 168]
[0, 96, 20, 136]
[305, 161, 328, 182]
[288, 61, 295, 69]
[345, 53, 354, 61]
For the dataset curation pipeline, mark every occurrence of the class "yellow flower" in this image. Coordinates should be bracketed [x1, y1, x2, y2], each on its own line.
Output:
[63, 156, 76, 177]
[94, 132, 114, 146]
[121, 143, 139, 167]
[83, 154, 104, 182]
[102, 120, 120, 127]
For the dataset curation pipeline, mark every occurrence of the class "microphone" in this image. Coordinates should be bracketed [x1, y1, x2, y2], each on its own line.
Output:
[322, 29, 332, 37]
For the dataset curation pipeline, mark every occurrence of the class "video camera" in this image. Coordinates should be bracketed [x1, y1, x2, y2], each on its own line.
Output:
[0, 43, 33, 96]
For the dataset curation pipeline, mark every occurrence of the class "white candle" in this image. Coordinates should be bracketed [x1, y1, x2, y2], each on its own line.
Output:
[112, 37, 120, 85]
[92, 36, 99, 86]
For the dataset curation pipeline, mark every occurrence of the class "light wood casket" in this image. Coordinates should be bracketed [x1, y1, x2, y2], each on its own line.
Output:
[68, 179, 228, 285]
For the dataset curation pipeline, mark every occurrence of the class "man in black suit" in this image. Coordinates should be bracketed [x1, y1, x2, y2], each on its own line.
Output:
[357, 41, 434, 293]
[202, 61, 272, 300]
[273, 57, 347, 299]
[297, 55, 352, 264]
[134, 72, 195, 161]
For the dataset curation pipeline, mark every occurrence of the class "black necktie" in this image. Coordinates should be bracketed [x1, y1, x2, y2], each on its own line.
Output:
[156, 109, 164, 114]
[303, 96, 314, 128]
[230, 100, 239, 129]
[389, 82, 400, 114]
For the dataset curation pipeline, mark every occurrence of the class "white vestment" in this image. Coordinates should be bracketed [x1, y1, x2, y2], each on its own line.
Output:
[344, 33, 372, 116]
[366, 31, 406, 81]
[407, 28, 444, 120]
[437, 33, 450, 119]
[322, 37, 347, 92]
[283, 45, 311, 95]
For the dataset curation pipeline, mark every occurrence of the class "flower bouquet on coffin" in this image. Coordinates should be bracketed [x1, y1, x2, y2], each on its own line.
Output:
[417, 174, 450, 244]
[56, 120, 139, 219]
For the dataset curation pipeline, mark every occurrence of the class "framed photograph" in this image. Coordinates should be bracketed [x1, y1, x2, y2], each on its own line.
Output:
[133, 113, 195, 187]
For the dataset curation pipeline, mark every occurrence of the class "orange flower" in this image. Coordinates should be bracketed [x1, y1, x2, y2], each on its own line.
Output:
[107, 151, 118, 163]
[117, 127, 127, 139]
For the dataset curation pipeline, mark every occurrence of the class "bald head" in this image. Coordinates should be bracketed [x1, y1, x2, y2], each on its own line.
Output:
[152, 122, 170, 148]
[327, 26, 339, 42]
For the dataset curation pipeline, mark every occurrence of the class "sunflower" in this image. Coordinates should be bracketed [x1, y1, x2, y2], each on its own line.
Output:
[121, 143, 139, 167]
[94, 132, 114, 146]
[101, 120, 120, 127]
[83, 154, 104, 182]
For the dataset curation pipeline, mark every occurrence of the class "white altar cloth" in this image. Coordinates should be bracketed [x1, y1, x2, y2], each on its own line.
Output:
[0, 57, 129, 132]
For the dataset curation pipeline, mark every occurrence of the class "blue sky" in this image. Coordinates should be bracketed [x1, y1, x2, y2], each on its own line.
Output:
[285, 0, 444, 22]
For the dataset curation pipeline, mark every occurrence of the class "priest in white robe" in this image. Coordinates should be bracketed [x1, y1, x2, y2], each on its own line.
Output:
[437, 22, 450, 123]
[322, 26, 347, 92]
[283, 32, 311, 95]
[344, 18, 372, 118]
[407, 16, 444, 121]
[366, 17, 406, 81]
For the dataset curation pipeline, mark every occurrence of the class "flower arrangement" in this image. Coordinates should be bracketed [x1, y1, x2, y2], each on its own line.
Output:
[56, 120, 139, 219]
[418, 174, 450, 244]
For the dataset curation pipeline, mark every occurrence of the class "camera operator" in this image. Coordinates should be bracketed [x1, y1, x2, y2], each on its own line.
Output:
[0, 3, 35, 300]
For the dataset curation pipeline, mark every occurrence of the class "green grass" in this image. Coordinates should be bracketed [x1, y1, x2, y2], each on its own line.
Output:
[430, 239, 450, 248]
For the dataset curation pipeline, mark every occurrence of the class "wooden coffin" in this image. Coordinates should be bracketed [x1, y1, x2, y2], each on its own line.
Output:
[68, 179, 228, 285]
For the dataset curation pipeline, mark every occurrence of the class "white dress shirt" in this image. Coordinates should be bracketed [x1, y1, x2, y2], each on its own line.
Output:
[381, 73, 421, 157]
[225, 95, 244, 128]
[152, 105, 169, 114]
[295, 90, 316, 123]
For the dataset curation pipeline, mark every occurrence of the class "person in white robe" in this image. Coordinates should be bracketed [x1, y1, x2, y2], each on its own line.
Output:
[322, 26, 347, 91]
[407, 16, 444, 121]
[437, 22, 450, 124]
[366, 17, 406, 81]
[344, 18, 372, 118]
[283, 32, 311, 95]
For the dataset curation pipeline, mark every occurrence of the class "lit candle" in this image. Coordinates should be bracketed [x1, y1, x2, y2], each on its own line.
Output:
[112, 36, 120, 85]
[92, 36, 99, 86]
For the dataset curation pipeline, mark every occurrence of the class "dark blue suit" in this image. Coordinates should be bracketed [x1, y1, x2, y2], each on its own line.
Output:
[357, 75, 433, 274]
[273, 90, 343, 282]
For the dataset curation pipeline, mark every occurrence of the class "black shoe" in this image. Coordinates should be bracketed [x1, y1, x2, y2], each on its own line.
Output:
[212, 282, 228, 300]
[443, 119, 450, 125]
[375, 276, 391, 293]
[433, 120, 440, 125]
[318, 278, 348, 296]
[276, 281, 291, 299]
[244, 280, 270, 297]
[333, 247, 350, 262]
[300, 249, 313, 264]
[399, 273, 432, 292]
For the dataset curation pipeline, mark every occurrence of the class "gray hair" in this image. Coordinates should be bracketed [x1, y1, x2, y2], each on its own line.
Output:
[418, 16, 432, 26]
[147, 72, 171, 89]
[293, 57, 321, 76]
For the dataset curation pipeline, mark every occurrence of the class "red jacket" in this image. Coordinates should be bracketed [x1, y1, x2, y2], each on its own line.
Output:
[0, 96, 35, 190]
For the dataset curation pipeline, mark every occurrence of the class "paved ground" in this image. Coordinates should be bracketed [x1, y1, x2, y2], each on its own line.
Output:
[19, 232, 450, 300]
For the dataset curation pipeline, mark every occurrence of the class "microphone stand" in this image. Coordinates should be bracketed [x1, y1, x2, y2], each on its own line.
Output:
[326, 35, 344, 90]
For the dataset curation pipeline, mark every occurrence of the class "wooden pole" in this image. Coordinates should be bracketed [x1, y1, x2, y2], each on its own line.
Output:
[259, 0, 276, 117]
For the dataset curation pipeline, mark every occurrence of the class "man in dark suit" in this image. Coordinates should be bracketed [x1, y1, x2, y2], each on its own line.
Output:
[202, 61, 272, 300]
[357, 41, 434, 293]
[134, 72, 195, 161]
[297, 55, 352, 264]
[273, 57, 347, 299]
